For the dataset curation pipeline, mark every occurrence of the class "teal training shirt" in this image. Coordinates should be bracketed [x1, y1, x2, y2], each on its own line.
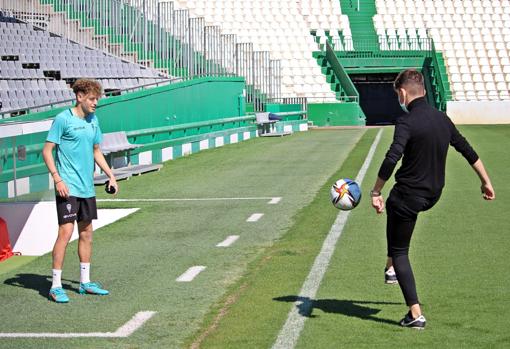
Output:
[46, 109, 103, 198]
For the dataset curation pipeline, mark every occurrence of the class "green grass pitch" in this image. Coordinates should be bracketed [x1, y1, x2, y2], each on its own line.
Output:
[0, 126, 508, 349]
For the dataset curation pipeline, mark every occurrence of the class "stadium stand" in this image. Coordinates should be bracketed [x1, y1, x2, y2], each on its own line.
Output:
[373, 0, 510, 101]
[0, 14, 166, 117]
[1, 0, 509, 114]
[0, 0, 287, 112]
[172, 0, 339, 101]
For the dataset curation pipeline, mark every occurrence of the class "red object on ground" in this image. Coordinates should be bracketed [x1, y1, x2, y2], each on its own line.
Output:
[0, 217, 14, 262]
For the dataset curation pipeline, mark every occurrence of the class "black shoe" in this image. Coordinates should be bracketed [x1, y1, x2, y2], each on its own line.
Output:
[400, 311, 426, 329]
[384, 267, 398, 284]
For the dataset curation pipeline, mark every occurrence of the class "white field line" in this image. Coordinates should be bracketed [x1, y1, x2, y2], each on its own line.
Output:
[176, 266, 207, 282]
[246, 213, 264, 222]
[269, 197, 282, 204]
[0, 311, 156, 338]
[216, 235, 240, 247]
[272, 128, 383, 349]
[97, 197, 281, 203]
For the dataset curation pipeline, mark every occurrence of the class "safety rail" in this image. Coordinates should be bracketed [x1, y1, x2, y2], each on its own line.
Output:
[125, 115, 256, 138]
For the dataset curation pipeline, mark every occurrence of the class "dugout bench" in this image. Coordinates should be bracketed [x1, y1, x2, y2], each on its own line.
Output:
[255, 111, 307, 137]
[94, 131, 162, 185]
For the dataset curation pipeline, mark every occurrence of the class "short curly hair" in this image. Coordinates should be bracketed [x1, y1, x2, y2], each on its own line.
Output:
[72, 79, 103, 97]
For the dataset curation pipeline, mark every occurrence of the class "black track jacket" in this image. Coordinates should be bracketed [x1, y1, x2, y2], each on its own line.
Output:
[377, 97, 479, 198]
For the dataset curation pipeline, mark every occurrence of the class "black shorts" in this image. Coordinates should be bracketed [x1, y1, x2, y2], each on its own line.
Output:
[56, 196, 97, 225]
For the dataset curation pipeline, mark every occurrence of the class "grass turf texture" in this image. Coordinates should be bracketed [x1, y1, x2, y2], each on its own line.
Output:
[192, 125, 510, 348]
[0, 129, 365, 348]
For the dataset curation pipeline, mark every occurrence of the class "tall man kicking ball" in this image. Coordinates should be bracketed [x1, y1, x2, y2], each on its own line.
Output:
[370, 69, 495, 329]
[42, 79, 118, 303]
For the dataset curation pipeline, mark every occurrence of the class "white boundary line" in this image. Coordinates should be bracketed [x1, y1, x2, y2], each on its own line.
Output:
[269, 197, 282, 204]
[272, 129, 383, 349]
[176, 266, 207, 282]
[0, 311, 156, 338]
[97, 197, 282, 203]
[216, 235, 240, 247]
[246, 213, 264, 222]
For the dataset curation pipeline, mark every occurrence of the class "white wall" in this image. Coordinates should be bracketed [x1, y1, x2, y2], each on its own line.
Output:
[447, 101, 510, 124]
[0, 202, 138, 256]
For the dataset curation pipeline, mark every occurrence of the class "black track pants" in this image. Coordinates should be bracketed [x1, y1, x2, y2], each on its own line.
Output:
[386, 187, 439, 306]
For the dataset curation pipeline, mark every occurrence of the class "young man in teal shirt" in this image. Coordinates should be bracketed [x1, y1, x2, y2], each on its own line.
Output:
[42, 79, 118, 303]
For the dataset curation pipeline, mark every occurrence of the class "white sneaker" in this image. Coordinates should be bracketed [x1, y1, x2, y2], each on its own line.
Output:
[385, 267, 398, 284]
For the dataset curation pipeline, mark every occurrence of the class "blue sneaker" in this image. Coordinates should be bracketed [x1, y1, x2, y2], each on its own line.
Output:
[79, 282, 109, 295]
[49, 287, 69, 303]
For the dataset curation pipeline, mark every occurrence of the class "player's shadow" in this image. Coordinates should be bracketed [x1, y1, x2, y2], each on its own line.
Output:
[273, 295, 401, 326]
[4, 273, 79, 298]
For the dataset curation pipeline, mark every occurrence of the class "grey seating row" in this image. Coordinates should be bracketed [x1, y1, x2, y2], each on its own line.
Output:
[0, 20, 167, 116]
[0, 77, 166, 93]
[0, 89, 74, 111]
[0, 77, 168, 115]
[0, 79, 68, 91]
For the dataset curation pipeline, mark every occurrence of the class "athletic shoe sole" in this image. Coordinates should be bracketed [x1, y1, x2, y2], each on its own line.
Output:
[79, 289, 109, 295]
[401, 322, 426, 330]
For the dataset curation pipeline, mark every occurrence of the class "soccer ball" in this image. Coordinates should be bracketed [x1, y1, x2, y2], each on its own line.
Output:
[330, 178, 361, 210]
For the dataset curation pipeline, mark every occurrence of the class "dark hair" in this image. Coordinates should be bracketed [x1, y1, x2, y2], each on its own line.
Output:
[72, 79, 103, 97]
[393, 69, 424, 95]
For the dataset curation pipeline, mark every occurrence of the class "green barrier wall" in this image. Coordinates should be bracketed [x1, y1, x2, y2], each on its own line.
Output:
[307, 103, 365, 126]
[265, 104, 302, 113]
[264, 104, 305, 121]
[97, 77, 245, 132]
[0, 77, 245, 192]
[325, 41, 360, 102]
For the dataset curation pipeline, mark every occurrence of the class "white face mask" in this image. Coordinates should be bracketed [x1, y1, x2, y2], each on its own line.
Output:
[399, 101, 409, 113]
[399, 91, 409, 114]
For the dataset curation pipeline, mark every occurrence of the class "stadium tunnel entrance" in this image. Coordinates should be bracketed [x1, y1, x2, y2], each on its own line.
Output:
[350, 73, 404, 126]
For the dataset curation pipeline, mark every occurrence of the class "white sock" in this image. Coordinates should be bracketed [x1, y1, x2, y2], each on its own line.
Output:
[51, 269, 62, 288]
[80, 263, 90, 284]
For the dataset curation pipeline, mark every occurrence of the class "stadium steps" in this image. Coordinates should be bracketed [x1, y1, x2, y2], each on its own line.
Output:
[312, 51, 354, 101]
[56, 1, 229, 78]
[38, 0, 182, 76]
[339, 0, 379, 49]
[308, 1, 452, 111]
[174, 0, 339, 101]
[0, 19, 167, 117]
[423, 51, 453, 110]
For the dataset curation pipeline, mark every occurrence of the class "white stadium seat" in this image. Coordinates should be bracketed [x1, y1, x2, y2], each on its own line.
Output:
[373, 0, 510, 101]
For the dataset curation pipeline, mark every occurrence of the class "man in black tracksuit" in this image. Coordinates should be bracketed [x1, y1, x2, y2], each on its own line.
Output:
[370, 69, 495, 329]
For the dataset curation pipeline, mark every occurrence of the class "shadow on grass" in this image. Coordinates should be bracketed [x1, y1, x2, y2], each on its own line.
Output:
[4, 273, 79, 299]
[274, 295, 402, 326]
